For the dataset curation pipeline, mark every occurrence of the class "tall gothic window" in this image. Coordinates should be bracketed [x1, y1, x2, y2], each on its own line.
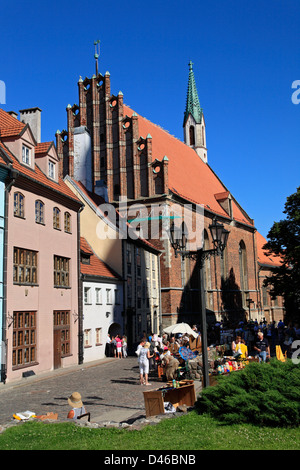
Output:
[189, 126, 195, 146]
[239, 241, 248, 305]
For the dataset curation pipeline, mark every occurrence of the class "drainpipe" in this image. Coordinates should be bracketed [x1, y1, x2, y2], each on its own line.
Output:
[77, 205, 84, 365]
[1, 166, 18, 383]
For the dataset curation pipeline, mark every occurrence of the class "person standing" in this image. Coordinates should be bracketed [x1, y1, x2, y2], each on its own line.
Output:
[115, 335, 123, 359]
[137, 341, 153, 386]
[105, 334, 111, 357]
[122, 335, 128, 358]
[254, 332, 270, 362]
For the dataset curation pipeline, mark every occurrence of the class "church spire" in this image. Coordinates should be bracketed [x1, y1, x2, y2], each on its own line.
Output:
[183, 61, 203, 126]
[183, 61, 207, 164]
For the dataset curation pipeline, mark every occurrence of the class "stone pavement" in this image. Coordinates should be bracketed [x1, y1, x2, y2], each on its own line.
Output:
[0, 356, 202, 427]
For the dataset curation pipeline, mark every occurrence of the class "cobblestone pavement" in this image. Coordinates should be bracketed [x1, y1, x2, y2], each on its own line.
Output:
[0, 356, 166, 426]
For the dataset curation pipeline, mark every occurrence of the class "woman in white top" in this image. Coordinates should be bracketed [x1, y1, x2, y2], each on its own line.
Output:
[137, 342, 153, 386]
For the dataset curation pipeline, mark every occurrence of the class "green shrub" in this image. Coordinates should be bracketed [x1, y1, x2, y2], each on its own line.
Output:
[195, 359, 300, 427]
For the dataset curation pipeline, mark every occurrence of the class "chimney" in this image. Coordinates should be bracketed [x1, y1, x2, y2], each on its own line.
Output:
[7, 111, 19, 120]
[19, 107, 42, 143]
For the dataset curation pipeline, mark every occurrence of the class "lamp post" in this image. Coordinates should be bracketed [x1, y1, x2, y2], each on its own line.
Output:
[168, 218, 229, 388]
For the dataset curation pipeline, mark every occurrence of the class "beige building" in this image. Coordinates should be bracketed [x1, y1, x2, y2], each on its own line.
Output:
[65, 176, 161, 345]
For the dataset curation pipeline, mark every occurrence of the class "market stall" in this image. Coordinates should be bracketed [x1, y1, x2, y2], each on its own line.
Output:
[143, 380, 196, 417]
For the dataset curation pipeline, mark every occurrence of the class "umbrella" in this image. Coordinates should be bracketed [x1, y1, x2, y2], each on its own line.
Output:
[163, 322, 198, 339]
[178, 347, 197, 360]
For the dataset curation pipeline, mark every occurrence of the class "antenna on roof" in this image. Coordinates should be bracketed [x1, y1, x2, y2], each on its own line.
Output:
[94, 40, 100, 75]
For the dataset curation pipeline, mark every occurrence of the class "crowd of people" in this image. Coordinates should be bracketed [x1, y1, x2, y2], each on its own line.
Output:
[105, 334, 128, 359]
[208, 319, 300, 360]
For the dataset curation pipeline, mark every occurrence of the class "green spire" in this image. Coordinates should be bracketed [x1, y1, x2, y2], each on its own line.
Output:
[183, 61, 203, 126]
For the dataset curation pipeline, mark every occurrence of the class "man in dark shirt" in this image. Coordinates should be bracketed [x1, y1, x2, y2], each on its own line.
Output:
[254, 332, 270, 362]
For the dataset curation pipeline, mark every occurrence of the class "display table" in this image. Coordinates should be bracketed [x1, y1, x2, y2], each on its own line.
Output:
[143, 380, 196, 418]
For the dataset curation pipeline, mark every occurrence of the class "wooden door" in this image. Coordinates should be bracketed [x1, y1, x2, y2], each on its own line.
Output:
[53, 329, 61, 369]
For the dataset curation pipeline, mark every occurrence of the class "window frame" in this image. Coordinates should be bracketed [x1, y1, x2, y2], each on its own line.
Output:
[14, 192, 25, 218]
[35, 199, 45, 225]
[64, 212, 71, 233]
[22, 144, 31, 166]
[12, 311, 37, 369]
[53, 255, 70, 288]
[13, 247, 38, 286]
[53, 207, 61, 230]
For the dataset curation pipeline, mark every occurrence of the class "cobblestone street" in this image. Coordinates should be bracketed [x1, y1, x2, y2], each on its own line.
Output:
[0, 356, 165, 426]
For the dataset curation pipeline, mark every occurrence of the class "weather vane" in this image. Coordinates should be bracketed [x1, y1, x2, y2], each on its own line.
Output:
[94, 40, 100, 75]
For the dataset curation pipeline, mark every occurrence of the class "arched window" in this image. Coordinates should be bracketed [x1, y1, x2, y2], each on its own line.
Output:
[64, 212, 71, 233]
[239, 241, 248, 304]
[53, 207, 61, 229]
[35, 200, 45, 224]
[189, 126, 195, 146]
[14, 192, 25, 218]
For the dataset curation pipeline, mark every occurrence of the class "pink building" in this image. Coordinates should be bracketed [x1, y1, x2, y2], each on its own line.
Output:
[0, 108, 82, 383]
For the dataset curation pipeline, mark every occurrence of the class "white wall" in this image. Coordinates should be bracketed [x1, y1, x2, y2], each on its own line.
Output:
[82, 279, 123, 362]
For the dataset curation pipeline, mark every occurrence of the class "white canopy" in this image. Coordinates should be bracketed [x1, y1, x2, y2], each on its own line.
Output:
[163, 322, 198, 339]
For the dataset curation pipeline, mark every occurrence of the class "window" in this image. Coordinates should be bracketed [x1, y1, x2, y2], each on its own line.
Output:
[239, 241, 248, 306]
[84, 287, 91, 304]
[12, 311, 36, 368]
[53, 207, 60, 229]
[64, 212, 71, 233]
[126, 247, 132, 275]
[81, 253, 90, 265]
[35, 200, 44, 224]
[136, 247, 141, 277]
[189, 126, 195, 146]
[54, 255, 70, 287]
[95, 288, 102, 304]
[106, 288, 112, 304]
[22, 145, 31, 165]
[53, 311, 70, 356]
[48, 160, 55, 179]
[14, 192, 25, 218]
[95, 328, 102, 345]
[84, 329, 91, 347]
[13, 248, 38, 285]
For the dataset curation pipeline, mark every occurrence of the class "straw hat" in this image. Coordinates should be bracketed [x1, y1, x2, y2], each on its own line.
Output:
[68, 392, 83, 409]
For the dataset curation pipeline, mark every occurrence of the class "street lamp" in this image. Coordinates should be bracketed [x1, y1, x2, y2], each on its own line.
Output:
[168, 217, 229, 388]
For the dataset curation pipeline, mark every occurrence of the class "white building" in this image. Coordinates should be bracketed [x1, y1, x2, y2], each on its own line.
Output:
[80, 237, 123, 362]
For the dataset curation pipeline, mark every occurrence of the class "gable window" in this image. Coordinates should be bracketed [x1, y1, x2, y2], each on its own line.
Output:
[48, 161, 55, 180]
[53, 207, 60, 229]
[35, 200, 44, 224]
[64, 212, 71, 233]
[14, 192, 25, 218]
[22, 145, 31, 165]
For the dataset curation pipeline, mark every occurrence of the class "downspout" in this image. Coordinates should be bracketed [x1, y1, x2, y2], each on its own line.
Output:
[1, 166, 18, 383]
[77, 204, 84, 365]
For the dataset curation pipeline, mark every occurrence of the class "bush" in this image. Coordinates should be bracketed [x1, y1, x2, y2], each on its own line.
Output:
[195, 359, 300, 427]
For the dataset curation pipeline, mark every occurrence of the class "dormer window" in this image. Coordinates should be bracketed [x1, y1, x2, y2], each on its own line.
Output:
[48, 161, 55, 180]
[22, 144, 31, 165]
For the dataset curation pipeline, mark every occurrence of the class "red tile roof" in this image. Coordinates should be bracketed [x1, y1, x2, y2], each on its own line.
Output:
[35, 142, 53, 155]
[123, 105, 253, 226]
[0, 109, 25, 138]
[0, 109, 81, 204]
[256, 231, 282, 267]
[80, 237, 121, 280]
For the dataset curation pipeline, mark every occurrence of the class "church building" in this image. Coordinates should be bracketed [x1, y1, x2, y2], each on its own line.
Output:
[56, 59, 284, 329]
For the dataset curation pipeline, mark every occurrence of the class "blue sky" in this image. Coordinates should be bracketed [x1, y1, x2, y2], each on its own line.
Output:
[1, 0, 299, 239]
